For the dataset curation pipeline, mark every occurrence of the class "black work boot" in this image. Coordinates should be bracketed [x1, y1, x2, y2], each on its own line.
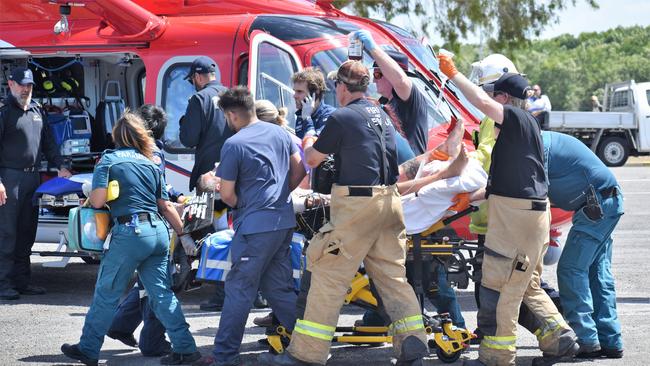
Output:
[257, 352, 321, 365]
[0, 288, 20, 300]
[462, 360, 487, 366]
[533, 342, 580, 366]
[601, 347, 623, 358]
[61, 343, 98, 366]
[575, 342, 601, 358]
[160, 351, 202, 365]
[106, 330, 138, 347]
[395, 336, 429, 366]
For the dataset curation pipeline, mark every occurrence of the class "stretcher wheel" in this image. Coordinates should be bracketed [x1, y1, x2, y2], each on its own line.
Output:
[435, 347, 462, 363]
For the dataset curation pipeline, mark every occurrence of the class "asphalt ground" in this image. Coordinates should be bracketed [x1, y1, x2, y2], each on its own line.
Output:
[1, 163, 649, 366]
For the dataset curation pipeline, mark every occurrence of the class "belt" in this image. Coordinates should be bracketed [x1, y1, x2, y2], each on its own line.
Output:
[347, 186, 374, 197]
[116, 212, 152, 225]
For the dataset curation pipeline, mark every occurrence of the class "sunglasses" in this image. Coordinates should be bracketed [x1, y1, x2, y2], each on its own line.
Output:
[187, 73, 195, 85]
[373, 69, 383, 80]
[488, 91, 506, 98]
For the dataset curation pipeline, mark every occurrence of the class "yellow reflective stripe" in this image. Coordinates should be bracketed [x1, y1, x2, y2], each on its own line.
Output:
[536, 315, 567, 341]
[294, 319, 335, 341]
[389, 315, 425, 335]
[482, 336, 516, 351]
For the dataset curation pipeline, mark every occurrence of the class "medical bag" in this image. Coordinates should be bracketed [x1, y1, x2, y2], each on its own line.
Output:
[47, 113, 72, 146]
[196, 230, 306, 290]
[67, 207, 111, 253]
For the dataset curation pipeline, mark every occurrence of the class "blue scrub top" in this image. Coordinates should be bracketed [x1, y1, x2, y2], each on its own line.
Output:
[92, 147, 168, 218]
[217, 121, 297, 235]
[542, 131, 618, 211]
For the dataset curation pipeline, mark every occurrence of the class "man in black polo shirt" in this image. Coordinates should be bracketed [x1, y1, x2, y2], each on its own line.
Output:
[179, 56, 233, 311]
[437, 56, 579, 366]
[0, 67, 71, 300]
[260, 60, 428, 366]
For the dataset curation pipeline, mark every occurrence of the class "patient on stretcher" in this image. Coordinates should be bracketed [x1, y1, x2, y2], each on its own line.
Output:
[394, 119, 487, 233]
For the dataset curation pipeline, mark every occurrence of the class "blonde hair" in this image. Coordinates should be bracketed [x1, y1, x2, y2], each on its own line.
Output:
[112, 110, 156, 159]
[255, 99, 288, 127]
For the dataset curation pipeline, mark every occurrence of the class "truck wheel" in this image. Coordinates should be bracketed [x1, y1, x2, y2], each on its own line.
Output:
[597, 136, 629, 167]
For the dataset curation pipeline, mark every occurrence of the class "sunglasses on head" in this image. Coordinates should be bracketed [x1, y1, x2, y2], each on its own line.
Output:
[373, 69, 383, 80]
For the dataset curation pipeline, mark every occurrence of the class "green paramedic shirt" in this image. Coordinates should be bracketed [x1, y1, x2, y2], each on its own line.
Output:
[92, 147, 168, 218]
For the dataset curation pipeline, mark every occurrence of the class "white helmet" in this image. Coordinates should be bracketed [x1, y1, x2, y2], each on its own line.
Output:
[469, 53, 519, 86]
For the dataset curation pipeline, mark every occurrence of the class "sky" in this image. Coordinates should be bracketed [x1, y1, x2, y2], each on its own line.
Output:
[384, 0, 650, 45]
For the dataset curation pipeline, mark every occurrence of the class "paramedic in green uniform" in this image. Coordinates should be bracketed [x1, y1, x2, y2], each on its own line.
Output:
[61, 112, 200, 366]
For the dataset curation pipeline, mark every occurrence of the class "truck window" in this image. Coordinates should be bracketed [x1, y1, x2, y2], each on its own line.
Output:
[611, 90, 630, 108]
[255, 42, 299, 127]
[161, 63, 195, 150]
[646, 90, 650, 107]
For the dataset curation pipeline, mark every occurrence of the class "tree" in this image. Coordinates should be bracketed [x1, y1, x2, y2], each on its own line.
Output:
[334, 0, 598, 52]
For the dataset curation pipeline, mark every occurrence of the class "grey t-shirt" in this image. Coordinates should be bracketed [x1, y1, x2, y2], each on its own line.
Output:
[217, 121, 297, 234]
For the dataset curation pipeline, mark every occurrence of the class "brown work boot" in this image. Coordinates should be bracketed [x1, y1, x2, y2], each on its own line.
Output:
[394, 336, 429, 366]
[254, 313, 275, 328]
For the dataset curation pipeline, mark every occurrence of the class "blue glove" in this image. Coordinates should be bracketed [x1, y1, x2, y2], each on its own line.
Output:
[353, 30, 378, 52]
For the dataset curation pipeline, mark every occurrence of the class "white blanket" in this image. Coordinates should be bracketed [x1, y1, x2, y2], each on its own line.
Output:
[401, 158, 487, 234]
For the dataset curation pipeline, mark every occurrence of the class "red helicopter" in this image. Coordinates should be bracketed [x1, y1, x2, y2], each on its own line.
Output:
[0, 0, 570, 257]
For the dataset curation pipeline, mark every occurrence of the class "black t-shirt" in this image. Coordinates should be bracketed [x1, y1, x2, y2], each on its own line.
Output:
[487, 105, 547, 200]
[313, 98, 399, 186]
[389, 85, 429, 155]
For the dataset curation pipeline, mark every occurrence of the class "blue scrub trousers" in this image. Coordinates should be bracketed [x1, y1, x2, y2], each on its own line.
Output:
[213, 228, 297, 364]
[78, 216, 196, 359]
[557, 192, 623, 350]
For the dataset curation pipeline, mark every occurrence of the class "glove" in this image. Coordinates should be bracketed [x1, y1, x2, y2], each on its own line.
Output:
[438, 51, 458, 79]
[449, 192, 470, 212]
[82, 182, 92, 198]
[301, 94, 315, 120]
[428, 149, 450, 162]
[179, 234, 197, 256]
[352, 30, 378, 52]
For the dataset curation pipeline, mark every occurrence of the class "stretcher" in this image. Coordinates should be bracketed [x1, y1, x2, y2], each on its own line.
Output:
[264, 203, 482, 363]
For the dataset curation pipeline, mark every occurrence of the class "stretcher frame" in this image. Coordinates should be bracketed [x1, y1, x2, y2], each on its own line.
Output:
[265, 205, 482, 363]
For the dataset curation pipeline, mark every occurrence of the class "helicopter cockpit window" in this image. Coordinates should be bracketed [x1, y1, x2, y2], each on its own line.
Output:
[255, 42, 299, 128]
[161, 63, 195, 151]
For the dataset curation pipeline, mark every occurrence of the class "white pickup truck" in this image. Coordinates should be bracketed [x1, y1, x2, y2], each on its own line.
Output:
[548, 80, 650, 166]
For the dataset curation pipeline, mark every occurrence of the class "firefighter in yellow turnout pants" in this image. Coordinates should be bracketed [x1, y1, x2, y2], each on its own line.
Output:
[439, 53, 580, 366]
[259, 60, 428, 366]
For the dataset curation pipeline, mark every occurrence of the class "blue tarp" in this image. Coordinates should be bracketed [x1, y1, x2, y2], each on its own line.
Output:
[35, 177, 83, 197]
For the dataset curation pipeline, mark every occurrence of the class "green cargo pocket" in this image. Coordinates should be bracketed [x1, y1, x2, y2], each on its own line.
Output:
[481, 247, 515, 291]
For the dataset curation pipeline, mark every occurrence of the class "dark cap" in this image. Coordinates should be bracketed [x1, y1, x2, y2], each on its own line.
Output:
[335, 60, 370, 87]
[8, 67, 34, 85]
[185, 56, 216, 80]
[482, 73, 531, 99]
[373, 50, 409, 72]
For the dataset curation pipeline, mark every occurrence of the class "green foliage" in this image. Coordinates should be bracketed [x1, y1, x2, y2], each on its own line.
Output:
[506, 26, 650, 110]
[334, 0, 597, 52]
